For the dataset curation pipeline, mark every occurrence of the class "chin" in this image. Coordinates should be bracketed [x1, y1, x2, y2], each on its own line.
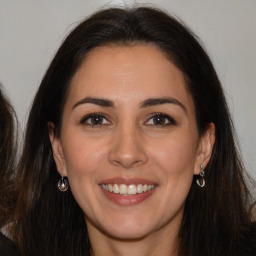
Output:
[98, 216, 158, 240]
[103, 226, 153, 241]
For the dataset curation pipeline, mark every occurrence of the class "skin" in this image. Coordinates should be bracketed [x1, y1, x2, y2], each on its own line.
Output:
[49, 45, 215, 256]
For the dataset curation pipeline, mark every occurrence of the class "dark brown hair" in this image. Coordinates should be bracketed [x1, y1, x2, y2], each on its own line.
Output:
[12, 7, 255, 256]
[0, 85, 17, 228]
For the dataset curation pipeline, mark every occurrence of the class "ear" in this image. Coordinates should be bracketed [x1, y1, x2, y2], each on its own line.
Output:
[194, 122, 215, 175]
[48, 122, 67, 177]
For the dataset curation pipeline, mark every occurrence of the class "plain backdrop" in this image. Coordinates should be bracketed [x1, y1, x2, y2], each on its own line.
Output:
[0, 0, 255, 178]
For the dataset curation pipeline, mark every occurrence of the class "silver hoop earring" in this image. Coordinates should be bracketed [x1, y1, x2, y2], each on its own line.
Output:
[58, 177, 69, 192]
[196, 164, 205, 188]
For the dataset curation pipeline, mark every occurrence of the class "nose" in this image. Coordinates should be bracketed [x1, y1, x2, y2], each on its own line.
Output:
[108, 125, 148, 169]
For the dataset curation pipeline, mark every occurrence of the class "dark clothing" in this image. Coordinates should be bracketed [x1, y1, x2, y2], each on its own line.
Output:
[0, 232, 19, 256]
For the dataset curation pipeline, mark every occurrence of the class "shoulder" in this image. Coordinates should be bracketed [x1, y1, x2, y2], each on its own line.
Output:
[0, 232, 19, 256]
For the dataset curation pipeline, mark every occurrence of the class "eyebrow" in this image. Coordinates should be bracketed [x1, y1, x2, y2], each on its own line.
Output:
[140, 97, 187, 113]
[72, 97, 114, 109]
[72, 96, 186, 113]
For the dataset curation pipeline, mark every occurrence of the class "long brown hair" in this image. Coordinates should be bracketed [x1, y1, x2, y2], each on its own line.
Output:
[12, 7, 255, 256]
[0, 85, 17, 228]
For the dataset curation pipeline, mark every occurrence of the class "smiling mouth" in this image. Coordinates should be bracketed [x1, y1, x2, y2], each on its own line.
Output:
[101, 183, 156, 196]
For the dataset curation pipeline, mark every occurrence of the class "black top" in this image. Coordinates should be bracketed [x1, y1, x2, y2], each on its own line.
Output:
[0, 232, 19, 256]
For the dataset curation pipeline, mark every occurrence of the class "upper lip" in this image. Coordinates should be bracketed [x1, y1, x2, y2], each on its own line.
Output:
[99, 177, 157, 185]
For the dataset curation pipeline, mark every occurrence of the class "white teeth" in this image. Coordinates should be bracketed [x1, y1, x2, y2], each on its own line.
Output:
[128, 184, 137, 195]
[136, 184, 143, 193]
[102, 183, 155, 195]
[113, 184, 119, 194]
[148, 185, 154, 191]
[119, 184, 127, 194]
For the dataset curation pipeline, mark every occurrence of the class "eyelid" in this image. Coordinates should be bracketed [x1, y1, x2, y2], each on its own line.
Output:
[79, 112, 177, 127]
[79, 112, 111, 126]
[145, 112, 177, 126]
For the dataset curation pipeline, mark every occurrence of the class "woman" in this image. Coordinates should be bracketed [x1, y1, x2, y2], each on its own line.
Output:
[10, 7, 255, 256]
[0, 85, 19, 255]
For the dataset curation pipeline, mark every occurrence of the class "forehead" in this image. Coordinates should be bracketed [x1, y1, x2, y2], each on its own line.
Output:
[66, 45, 194, 113]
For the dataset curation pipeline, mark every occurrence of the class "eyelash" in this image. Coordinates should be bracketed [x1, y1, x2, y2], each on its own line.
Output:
[80, 113, 110, 127]
[79, 112, 177, 127]
[145, 112, 177, 127]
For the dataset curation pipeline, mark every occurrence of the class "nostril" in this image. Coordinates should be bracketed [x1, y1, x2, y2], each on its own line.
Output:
[108, 131, 148, 168]
[109, 152, 147, 169]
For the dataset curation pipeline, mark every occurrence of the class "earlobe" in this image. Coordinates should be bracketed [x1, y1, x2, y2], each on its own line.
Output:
[194, 122, 215, 175]
[48, 122, 67, 177]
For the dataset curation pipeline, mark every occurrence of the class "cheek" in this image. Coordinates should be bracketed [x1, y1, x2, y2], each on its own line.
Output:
[151, 132, 197, 171]
[149, 132, 197, 193]
[60, 134, 108, 215]
[62, 133, 107, 176]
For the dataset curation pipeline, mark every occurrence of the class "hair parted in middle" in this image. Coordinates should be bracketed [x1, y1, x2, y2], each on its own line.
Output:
[12, 6, 255, 256]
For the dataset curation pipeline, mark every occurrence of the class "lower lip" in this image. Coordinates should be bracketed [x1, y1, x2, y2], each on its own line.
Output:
[101, 187, 156, 206]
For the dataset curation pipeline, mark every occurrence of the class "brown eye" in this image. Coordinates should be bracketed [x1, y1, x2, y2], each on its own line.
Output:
[80, 113, 109, 126]
[146, 113, 177, 126]
[153, 116, 167, 125]
[90, 115, 104, 125]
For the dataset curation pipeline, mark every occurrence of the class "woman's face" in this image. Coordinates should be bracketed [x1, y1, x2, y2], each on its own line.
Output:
[50, 45, 214, 241]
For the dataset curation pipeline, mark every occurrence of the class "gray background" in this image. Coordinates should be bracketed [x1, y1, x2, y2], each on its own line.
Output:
[0, 0, 255, 178]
